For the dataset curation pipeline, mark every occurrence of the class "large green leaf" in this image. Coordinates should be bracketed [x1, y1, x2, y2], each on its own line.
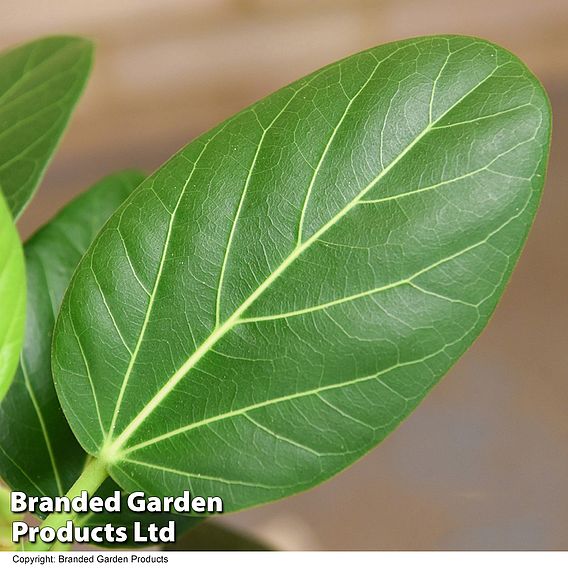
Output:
[0, 191, 25, 400]
[0, 36, 93, 218]
[53, 36, 551, 512]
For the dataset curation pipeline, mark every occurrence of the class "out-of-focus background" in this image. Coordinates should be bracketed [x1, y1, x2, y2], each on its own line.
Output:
[3, 0, 567, 551]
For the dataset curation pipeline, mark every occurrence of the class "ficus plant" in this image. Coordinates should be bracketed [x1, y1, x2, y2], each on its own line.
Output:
[0, 34, 551, 551]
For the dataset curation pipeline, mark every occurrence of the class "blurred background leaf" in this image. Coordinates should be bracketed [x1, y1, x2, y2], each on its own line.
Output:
[0, 36, 92, 218]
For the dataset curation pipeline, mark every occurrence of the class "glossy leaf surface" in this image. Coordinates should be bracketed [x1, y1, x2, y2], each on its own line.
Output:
[53, 36, 551, 512]
[0, 191, 25, 401]
[0, 36, 92, 218]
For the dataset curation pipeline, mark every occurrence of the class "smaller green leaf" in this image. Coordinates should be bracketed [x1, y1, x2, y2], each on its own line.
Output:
[0, 190, 25, 401]
[0, 36, 93, 218]
[165, 522, 271, 551]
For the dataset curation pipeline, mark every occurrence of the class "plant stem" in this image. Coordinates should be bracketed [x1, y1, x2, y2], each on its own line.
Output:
[24, 457, 108, 552]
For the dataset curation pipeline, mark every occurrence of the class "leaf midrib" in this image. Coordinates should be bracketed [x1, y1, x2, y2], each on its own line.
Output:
[117, 192, 532, 457]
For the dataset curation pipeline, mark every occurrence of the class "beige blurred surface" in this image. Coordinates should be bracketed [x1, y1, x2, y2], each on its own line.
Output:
[2, 0, 567, 550]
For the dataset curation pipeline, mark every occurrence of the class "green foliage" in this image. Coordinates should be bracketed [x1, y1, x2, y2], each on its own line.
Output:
[49, 36, 550, 514]
[0, 31, 553, 551]
[0, 192, 25, 401]
[0, 36, 92, 219]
